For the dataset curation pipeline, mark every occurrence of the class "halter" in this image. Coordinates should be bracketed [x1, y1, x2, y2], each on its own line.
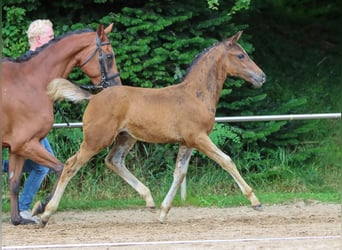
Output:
[79, 33, 120, 89]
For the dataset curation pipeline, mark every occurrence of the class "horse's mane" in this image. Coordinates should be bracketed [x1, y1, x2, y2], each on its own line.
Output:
[182, 40, 221, 80]
[3, 28, 94, 63]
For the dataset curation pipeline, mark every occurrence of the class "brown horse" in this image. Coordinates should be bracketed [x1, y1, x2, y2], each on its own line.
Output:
[35, 31, 265, 226]
[2, 24, 121, 225]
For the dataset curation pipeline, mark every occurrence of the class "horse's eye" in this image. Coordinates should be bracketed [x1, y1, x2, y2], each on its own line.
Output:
[106, 54, 113, 60]
[237, 54, 245, 59]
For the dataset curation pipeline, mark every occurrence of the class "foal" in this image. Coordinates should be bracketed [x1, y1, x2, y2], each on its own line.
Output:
[35, 31, 266, 225]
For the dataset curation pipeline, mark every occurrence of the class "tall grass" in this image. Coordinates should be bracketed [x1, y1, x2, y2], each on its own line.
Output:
[2, 138, 340, 213]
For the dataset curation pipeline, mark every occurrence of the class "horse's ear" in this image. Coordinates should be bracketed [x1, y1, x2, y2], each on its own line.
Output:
[96, 24, 105, 38]
[104, 23, 114, 34]
[225, 31, 243, 47]
[231, 31, 243, 44]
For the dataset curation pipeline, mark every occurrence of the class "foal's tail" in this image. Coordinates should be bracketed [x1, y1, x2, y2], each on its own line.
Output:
[47, 78, 92, 103]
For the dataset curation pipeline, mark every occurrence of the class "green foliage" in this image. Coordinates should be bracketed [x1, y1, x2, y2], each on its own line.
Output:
[207, 0, 220, 10]
[211, 123, 242, 146]
[109, 3, 240, 88]
[229, 0, 251, 15]
[2, 6, 28, 57]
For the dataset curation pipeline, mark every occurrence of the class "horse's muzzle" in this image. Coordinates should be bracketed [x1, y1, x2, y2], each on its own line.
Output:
[102, 73, 122, 87]
[250, 72, 266, 88]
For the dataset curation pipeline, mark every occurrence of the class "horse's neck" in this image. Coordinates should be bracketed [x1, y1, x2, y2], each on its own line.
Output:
[183, 45, 227, 110]
[26, 34, 89, 83]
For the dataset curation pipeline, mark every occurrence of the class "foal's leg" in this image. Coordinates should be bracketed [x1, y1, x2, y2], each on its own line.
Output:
[159, 145, 192, 223]
[34, 143, 97, 226]
[195, 134, 261, 209]
[105, 133, 156, 209]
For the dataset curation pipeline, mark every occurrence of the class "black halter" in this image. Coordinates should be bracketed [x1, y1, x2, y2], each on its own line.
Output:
[79, 34, 120, 89]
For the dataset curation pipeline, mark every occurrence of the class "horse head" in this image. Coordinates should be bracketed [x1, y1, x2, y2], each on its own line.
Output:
[79, 24, 122, 88]
[224, 31, 266, 88]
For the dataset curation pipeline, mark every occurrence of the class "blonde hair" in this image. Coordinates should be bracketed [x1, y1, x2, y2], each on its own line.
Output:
[27, 19, 53, 44]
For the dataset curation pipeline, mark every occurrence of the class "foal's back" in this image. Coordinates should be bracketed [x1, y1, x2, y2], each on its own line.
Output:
[83, 84, 214, 145]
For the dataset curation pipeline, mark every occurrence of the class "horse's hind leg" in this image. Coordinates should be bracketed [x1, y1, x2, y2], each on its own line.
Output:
[159, 145, 192, 223]
[34, 143, 97, 226]
[105, 133, 156, 209]
[7, 154, 36, 225]
[9, 139, 63, 225]
[195, 134, 261, 209]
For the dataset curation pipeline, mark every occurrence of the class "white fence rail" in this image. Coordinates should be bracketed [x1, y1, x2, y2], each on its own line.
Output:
[53, 113, 341, 128]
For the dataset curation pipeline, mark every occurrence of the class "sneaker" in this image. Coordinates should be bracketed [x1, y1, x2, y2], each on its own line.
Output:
[20, 210, 40, 223]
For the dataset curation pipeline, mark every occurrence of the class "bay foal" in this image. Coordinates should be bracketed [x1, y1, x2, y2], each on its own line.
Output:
[35, 31, 265, 226]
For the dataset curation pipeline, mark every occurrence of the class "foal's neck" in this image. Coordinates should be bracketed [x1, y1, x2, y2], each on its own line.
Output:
[184, 43, 227, 111]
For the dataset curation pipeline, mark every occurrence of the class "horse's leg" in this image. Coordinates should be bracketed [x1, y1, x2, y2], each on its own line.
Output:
[19, 140, 63, 174]
[7, 154, 36, 225]
[34, 143, 97, 226]
[8, 140, 63, 225]
[105, 133, 156, 209]
[159, 145, 192, 223]
[194, 134, 261, 209]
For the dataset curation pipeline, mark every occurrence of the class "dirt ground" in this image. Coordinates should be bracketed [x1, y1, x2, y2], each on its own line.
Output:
[2, 201, 341, 250]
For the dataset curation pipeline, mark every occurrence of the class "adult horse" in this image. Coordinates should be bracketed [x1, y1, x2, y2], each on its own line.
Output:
[2, 24, 121, 225]
[35, 31, 265, 226]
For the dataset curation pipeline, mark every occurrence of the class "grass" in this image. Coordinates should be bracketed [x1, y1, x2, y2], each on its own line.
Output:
[2, 132, 341, 213]
[2, 140, 341, 213]
[2, 182, 340, 213]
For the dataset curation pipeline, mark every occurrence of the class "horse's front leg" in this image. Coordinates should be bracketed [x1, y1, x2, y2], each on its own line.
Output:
[7, 154, 35, 225]
[159, 145, 192, 223]
[105, 133, 156, 210]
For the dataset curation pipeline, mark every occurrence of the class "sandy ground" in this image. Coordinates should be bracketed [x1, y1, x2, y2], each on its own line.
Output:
[2, 201, 341, 249]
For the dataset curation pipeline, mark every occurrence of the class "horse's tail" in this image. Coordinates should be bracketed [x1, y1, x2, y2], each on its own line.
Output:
[47, 78, 92, 103]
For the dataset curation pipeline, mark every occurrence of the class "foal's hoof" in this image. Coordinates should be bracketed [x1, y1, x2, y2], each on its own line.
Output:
[32, 200, 45, 216]
[252, 204, 263, 211]
[146, 206, 157, 213]
[38, 219, 48, 228]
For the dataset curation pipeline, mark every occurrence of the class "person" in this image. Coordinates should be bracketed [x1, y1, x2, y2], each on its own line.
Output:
[2, 19, 55, 224]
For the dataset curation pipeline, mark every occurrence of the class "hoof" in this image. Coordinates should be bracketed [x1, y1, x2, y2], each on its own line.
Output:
[147, 206, 157, 213]
[159, 212, 167, 224]
[252, 204, 263, 211]
[32, 200, 44, 216]
[158, 217, 166, 224]
[38, 219, 48, 228]
[12, 218, 37, 226]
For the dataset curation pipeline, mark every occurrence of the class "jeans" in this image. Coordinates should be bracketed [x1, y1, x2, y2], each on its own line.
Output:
[2, 137, 54, 211]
